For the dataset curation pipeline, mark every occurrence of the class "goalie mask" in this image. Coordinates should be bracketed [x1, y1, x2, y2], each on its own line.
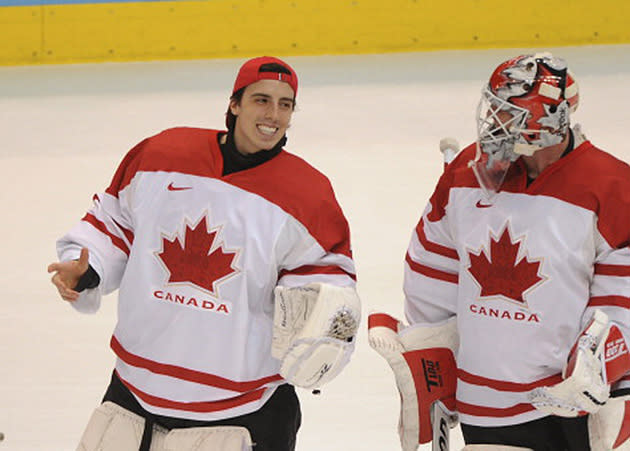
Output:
[472, 53, 579, 195]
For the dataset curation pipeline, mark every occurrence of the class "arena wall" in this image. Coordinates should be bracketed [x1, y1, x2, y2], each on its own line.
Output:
[1, 0, 629, 65]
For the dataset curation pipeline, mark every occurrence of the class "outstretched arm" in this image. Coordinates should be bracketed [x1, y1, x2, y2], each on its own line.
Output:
[48, 247, 91, 302]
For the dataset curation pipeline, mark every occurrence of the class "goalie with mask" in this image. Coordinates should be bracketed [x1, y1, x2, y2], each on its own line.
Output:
[370, 53, 630, 450]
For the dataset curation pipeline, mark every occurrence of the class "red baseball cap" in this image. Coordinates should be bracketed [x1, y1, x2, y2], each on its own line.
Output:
[232, 56, 298, 97]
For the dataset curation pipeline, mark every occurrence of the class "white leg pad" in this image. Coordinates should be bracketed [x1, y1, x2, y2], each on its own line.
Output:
[77, 402, 253, 451]
[76, 401, 167, 451]
[163, 426, 253, 451]
[589, 396, 630, 450]
[462, 446, 533, 450]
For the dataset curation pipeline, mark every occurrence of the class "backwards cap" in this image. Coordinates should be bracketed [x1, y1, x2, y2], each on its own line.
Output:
[232, 56, 298, 97]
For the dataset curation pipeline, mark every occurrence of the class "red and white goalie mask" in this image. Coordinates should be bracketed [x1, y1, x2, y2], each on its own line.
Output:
[472, 52, 579, 195]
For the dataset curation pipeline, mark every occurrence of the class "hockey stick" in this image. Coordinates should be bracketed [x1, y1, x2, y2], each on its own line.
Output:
[431, 400, 457, 451]
[439, 138, 461, 168]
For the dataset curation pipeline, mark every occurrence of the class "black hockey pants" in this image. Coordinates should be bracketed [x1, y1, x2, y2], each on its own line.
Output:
[102, 370, 301, 451]
[461, 415, 590, 451]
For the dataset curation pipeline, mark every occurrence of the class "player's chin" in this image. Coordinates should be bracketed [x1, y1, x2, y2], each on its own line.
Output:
[256, 137, 283, 150]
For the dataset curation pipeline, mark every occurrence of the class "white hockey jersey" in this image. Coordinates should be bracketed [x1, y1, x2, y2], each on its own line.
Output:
[57, 127, 356, 421]
[404, 136, 630, 427]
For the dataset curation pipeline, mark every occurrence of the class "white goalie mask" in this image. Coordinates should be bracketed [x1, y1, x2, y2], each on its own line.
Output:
[472, 53, 579, 196]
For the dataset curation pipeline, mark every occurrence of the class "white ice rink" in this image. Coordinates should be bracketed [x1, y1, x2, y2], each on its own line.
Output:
[2, 45, 630, 451]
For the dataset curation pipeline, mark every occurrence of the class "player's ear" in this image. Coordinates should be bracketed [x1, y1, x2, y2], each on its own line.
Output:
[229, 98, 240, 116]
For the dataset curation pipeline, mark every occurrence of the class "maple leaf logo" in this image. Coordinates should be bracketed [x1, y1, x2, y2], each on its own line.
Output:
[467, 225, 545, 305]
[156, 215, 239, 296]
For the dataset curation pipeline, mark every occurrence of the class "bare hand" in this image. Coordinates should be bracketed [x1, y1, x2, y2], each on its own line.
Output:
[47, 248, 90, 302]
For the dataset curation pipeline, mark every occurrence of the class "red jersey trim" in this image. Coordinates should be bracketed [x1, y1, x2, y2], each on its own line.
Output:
[367, 313, 399, 332]
[456, 400, 535, 417]
[115, 370, 267, 413]
[103, 128, 353, 259]
[589, 296, 630, 309]
[416, 218, 459, 260]
[458, 368, 562, 392]
[111, 336, 282, 393]
[595, 264, 630, 277]
[278, 264, 356, 281]
[82, 213, 130, 256]
[405, 253, 458, 284]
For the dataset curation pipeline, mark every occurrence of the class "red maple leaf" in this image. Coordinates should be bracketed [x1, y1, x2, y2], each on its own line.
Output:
[467, 227, 543, 304]
[157, 216, 238, 295]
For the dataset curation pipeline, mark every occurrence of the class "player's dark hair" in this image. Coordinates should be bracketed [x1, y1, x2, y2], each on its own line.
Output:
[226, 63, 297, 130]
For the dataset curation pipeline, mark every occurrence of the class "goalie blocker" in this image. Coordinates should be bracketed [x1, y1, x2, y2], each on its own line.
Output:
[368, 313, 458, 451]
[272, 283, 361, 389]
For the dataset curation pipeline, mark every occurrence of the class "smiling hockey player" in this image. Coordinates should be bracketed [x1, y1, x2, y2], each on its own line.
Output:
[48, 56, 360, 451]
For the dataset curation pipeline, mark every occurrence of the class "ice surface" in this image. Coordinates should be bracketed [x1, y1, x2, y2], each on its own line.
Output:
[1, 44, 629, 450]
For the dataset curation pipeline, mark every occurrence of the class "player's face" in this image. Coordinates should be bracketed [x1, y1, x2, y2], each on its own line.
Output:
[230, 79, 295, 155]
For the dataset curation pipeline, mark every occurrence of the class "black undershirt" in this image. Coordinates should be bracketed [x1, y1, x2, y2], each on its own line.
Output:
[219, 127, 285, 176]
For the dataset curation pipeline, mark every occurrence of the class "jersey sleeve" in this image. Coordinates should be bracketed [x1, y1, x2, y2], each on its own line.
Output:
[584, 171, 630, 388]
[404, 171, 460, 325]
[275, 181, 356, 289]
[56, 140, 145, 312]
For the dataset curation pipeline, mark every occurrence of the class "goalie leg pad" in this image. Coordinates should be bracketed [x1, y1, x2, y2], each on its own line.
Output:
[589, 397, 630, 450]
[368, 314, 458, 451]
[76, 401, 167, 451]
[77, 402, 253, 451]
[273, 283, 360, 389]
[163, 426, 253, 451]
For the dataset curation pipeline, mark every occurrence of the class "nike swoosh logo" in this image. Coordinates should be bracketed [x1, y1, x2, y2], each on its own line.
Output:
[167, 182, 192, 191]
[476, 200, 492, 208]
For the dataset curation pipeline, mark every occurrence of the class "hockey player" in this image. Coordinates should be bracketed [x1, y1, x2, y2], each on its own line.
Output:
[47, 56, 360, 451]
[370, 53, 630, 450]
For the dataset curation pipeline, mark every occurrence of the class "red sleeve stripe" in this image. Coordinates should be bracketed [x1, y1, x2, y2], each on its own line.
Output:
[279, 264, 357, 281]
[588, 296, 630, 309]
[111, 336, 282, 392]
[458, 368, 562, 392]
[595, 264, 630, 277]
[112, 218, 135, 245]
[82, 213, 130, 256]
[405, 253, 458, 284]
[115, 370, 267, 413]
[367, 313, 399, 332]
[416, 218, 459, 260]
[456, 400, 535, 417]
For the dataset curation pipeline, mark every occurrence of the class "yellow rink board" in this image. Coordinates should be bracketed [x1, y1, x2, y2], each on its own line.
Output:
[2, 0, 630, 65]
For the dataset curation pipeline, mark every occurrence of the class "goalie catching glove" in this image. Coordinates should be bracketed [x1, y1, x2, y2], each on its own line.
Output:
[368, 313, 458, 451]
[272, 283, 360, 389]
[529, 309, 630, 418]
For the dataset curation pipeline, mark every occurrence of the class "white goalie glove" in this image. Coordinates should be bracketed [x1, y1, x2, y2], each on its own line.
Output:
[272, 283, 361, 389]
[529, 310, 630, 418]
